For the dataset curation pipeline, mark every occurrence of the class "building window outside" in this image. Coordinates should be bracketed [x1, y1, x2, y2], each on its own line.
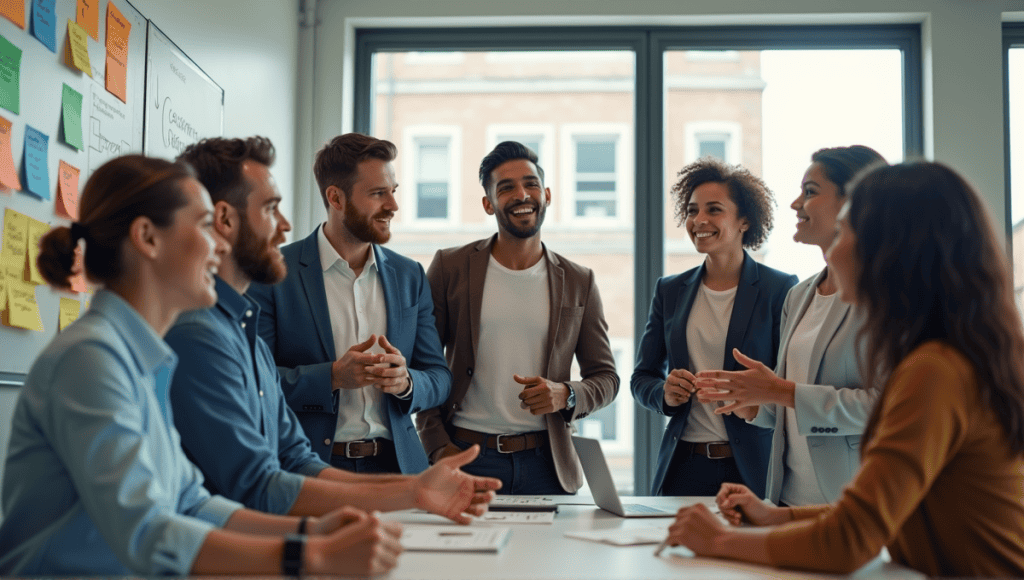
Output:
[485, 124, 555, 181]
[561, 125, 631, 225]
[401, 126, 461, 226]
[684, 121, 741, 164]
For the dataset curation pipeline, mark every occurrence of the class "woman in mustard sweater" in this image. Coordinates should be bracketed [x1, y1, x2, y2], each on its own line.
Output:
[664, 161, 1024, 577]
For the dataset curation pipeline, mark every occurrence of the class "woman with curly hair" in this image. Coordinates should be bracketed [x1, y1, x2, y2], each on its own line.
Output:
[695, 146, 886, 507]
[667, 161, 1024, 576]
[631, 157, 798, 496]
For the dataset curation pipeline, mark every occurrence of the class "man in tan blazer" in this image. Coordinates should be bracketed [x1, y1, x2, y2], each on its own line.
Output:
[416, 141, 619, 494]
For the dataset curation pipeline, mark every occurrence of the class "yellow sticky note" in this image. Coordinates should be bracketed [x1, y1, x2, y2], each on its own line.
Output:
[26, 217, 49, 285]
[2, 207, 28, 259]
[0, 276, 6, 311]
[4, 278, 43, 331]
[59, 296, 80, 330]
[64, 20, 91, 76]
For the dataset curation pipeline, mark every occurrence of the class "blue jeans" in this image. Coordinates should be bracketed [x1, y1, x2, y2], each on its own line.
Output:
[329, 446, 402, 473]
[452, 437, 569, 495]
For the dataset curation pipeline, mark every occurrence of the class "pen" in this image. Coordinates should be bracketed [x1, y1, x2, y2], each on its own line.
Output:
[653, 538, 669, 557]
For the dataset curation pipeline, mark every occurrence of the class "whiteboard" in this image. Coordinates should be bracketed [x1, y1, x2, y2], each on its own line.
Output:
[143, 22, 222, 160]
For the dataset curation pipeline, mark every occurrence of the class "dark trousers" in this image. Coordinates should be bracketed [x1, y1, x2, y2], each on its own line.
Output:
[660, 442, 745, 496]
[328, 445, 402, 473]
[452, 436, 569, 495]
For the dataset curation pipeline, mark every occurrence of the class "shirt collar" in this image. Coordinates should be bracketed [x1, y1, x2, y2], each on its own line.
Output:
[317, 223, 378, 276]
[90, 289, 177, 375]
[213, 276, 259, 322]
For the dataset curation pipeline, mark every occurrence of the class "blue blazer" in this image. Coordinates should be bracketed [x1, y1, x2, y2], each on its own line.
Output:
[631, 252, 797, 497]
[247, 227, 452, 473]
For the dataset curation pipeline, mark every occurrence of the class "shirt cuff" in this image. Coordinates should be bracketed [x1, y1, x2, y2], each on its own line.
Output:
[395, 375, 414, 400]
[264, 470, 310, 515]
[296, 460, 331, 478]
[151, 515, 219, 576]
[193, 494, 243, 527]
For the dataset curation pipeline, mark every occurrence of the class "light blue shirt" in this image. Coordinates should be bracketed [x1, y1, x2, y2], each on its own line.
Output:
[0, 290, 242, 576]
[166, 277, 329, 514]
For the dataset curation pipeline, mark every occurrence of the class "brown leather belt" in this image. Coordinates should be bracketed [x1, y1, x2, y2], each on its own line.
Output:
[332, 438, 394, 459]
[452, 427, 548, 454]
[682, 441, 733, 459]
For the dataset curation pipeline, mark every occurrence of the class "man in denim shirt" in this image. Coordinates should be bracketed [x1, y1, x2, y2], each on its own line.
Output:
[167, 137, 499, 520]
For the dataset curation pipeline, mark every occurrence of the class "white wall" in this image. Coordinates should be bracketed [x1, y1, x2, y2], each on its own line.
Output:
[306, 0, 1021, 236]
[130, 0, 301, 226]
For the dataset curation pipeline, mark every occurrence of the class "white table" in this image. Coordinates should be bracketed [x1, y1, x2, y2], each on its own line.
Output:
[380, 497, 924, 580]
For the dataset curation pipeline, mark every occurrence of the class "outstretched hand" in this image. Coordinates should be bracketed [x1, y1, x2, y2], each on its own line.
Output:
[694, 348, 795, 414]
[414, 444, 502, 524]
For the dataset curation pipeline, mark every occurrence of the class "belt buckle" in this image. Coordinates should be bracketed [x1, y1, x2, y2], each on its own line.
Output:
[706, 443, 729, 460]
[495, 434, 517, 454]
[346, 439, 377, 459]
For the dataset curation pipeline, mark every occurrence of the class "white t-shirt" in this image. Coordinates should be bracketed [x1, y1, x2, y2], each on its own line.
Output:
[681, 283, 734, 443]
[317, 227, 391, 442]
[779, 288, 836, 506]
[453, 255, 550, 434]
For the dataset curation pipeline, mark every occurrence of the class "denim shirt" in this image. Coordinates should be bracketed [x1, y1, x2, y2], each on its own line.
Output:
[166, 277, 328, 514]
[0, 290, 242, 576]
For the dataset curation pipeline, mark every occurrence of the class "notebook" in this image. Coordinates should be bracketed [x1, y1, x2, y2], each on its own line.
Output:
[572, 436, 673, 518]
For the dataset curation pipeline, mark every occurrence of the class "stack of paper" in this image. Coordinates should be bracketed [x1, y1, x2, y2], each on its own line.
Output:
[402, 526, 512, 553]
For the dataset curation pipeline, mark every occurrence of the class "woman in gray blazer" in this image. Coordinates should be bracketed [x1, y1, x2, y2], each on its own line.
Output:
[696, 146, 885, 505]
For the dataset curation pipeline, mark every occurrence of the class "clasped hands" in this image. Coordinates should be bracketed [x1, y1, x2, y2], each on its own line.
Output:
[331, 334, 411, 395]
[664, 348, 795, 418]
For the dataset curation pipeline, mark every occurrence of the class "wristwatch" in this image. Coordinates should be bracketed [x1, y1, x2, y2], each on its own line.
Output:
[565, 385, 576, 410]
[282, 533, 305, 577]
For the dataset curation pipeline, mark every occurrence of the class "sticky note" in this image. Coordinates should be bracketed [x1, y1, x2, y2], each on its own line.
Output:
[24, 126, 49, 200]
[59, 296, 80, 330]
[26, 217, 48, 285]
[76, 0, 97, 40]
[30, 0, 56, 53]
[61, 83, 83, 149]
[69, 245, 85, 292]
[4, 278, 43, 331]
[0, 116, 20, 191]
[104, 3, 129, 103]
[2, 207, 28, 258]
[1, 0, 25, 29]
[56, 161, 80, 219]
[0, 35, 21, 114]
[65, 20, 91, 76]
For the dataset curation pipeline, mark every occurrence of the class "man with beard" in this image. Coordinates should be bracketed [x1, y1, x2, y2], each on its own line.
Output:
[166, 136, 499, 521]
[416, 141, 619, 494]
[248, 133, 453, 476]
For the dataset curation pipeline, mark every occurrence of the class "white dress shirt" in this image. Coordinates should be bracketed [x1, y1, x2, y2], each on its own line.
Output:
[317, 226, 391, 441]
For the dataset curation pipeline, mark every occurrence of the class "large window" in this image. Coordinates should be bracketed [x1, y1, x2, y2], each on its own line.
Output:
[356, 26, 921, 495]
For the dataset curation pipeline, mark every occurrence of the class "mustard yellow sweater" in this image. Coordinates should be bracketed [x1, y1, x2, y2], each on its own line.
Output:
[767, 341, 1024, 576]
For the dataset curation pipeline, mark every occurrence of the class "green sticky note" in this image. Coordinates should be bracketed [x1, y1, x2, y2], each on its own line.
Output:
[0, 34, 21, 115]
[61, 83, 83, 149]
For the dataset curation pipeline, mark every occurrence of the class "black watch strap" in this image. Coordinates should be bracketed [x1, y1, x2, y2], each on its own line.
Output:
[282, 533, 305, 577]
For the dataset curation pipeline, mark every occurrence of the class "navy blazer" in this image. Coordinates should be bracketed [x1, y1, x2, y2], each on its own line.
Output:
[247, 227, 452, 473]
[631, 252, 797, 496]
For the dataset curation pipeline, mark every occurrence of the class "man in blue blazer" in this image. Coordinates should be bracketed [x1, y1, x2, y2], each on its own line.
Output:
[248, 133, 452, 474]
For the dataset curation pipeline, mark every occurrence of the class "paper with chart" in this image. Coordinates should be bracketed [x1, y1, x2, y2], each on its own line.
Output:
[477, 511, 555, 524]
[401, 526, 512, 552]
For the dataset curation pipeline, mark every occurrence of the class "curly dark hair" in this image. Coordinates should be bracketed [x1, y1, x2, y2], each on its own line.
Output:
[670, 157, 774, 250]
[850, 161, 1024, 453]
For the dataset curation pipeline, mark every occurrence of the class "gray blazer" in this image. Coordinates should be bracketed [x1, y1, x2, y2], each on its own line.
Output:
[752, 269, 880, 504]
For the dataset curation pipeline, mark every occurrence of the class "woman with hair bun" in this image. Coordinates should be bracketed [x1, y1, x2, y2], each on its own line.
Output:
[696, 146, 886, 507]
[667, 161, 1024, 576]
[0, 155, 402, 577]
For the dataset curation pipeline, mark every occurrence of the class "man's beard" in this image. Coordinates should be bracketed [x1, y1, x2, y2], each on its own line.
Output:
[344, 200, 393, 244]
[234, 215, 287, 285]
[495, 198, 546, 239]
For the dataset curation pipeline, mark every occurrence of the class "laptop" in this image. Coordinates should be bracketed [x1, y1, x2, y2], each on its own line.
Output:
[571, 436, 673, 518]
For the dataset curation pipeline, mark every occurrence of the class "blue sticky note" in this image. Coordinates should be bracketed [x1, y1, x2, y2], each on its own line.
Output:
[31, 0, 56, 53]
[24, 126, 49, 199]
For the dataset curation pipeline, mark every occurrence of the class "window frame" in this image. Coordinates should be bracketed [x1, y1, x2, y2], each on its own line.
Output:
[685, 120, 742, 164]
[560, 123, 633, 227]
[355, 24, 922, 496]
[401, 124, 463, 227]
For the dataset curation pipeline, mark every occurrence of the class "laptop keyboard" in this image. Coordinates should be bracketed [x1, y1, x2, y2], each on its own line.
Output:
[623, 504, 668, 515]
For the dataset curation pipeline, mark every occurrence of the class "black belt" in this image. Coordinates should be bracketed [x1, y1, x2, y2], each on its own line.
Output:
[452, 427, 549, 454]
[332, 438, 394, 459]
[681, 441, 733, 459]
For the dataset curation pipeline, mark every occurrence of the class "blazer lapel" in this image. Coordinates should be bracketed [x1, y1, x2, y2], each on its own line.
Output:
[668, 265, 704, 372]
[543, 247, 565, 377]
[467, 236, 493, 361]
[298, 228, 336, 360]
[375, 245, 399, 338]
[806, 285, 851, 384]
[775, 269, 825, 377]
[723, 252, 759, 371]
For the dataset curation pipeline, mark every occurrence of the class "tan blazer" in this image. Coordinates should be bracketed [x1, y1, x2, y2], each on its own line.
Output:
[416, 236, 619, 493]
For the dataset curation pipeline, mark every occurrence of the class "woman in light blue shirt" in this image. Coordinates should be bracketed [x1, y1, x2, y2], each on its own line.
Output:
[0, 155, 401, 576]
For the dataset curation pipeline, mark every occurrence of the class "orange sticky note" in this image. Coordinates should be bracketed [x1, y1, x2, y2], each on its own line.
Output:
[65, 19, 91, 76]
[104, 3, 129, 103]
[56, 161, 80, 219]
[25, 217, 48, 285]
[59, 296, 80, 330]
[3, 278, 43, 331]
[1, 0, 25, 29]
[76, 0, 98, 40]
[2, 207, 27, 259]
[0, 116, 21, 192]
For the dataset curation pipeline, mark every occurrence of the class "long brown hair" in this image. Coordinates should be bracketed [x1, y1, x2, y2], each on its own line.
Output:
[37, 155, 195, 288]
[849, 162, 1024, 452]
